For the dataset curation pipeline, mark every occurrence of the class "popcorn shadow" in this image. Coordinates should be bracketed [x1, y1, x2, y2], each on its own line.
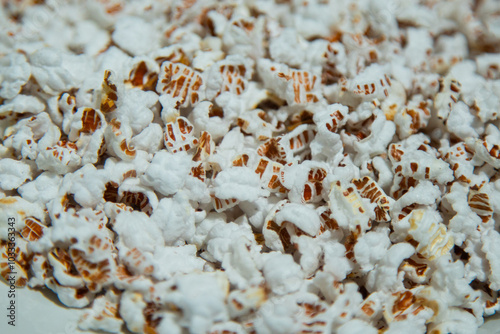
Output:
[480, 312, 500, 334]
[35, 286, 67, 308]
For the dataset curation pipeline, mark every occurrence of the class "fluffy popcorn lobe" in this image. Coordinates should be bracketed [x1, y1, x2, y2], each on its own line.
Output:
[2, 1, 500, 334]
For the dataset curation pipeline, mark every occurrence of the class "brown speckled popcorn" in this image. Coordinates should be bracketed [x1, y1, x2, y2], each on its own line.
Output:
[1, 1, 500, 333]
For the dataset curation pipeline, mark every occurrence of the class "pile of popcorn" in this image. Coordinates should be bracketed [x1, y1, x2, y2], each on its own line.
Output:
[1, 0, 500, 333]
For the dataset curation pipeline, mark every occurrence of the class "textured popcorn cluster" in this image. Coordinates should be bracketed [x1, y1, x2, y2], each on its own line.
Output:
[1, 0, 500, 333]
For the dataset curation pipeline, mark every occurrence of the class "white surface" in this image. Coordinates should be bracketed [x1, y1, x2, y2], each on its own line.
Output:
[0, 281, 94, 334]
[0, 280, 499, 333]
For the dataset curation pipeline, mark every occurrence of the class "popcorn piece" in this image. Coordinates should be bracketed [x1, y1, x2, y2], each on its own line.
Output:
[118, 177, 158, 216]
[100, 69, 121, 114]
[192, 131, 214, 163]
[350, 109, 396, 165]
[19, 217, 46, 242]
[3, 112, 55, 157]
[0, 94, 45, 116]
[67, 107, 104, 141]
[205, 55, 254, 100]
[354, 228, 392, 273]
[30, 48, 75, 95]
[337, 319, 377, 334]
[112, 16, 160, 56]
[262, 200, 322, 253]
[391, 181, 441, 218]
[328, 282, 365, 329]
[389, 138, 454, 199]
[482, 229, 500, 290]
[353, 176, 394, 222]
[262, 252, 304, 295]
[113, 211, 164, 254]
[250, 156, 287, 194]
[269, 28, 306, 68]
[69, 20, 110, 57]
[383, 288, 434, 326]
[431, 33, 468, 74]
[310, 108, 346, 163]
[356, 290, 387, 323]
[404, 28, 433, 71]
[209, 321, 245, 334]
[476, 53, 500, 79]
[468, 183, 494, 221]
[104, 119, 136, 161]
[274, 202, 322, 237]
[126, 58, 159, 91]
[223, 16, 265, 59]
[156, 61, 204, 107]
[258, 59, 322, 106]
[161, 272, 229, 333]
[426, 308, 477, 334]
[283, 124, 316, 157]
[141, 150, 192, 196]
[189, 101, 231, 141]
[79, 289, 123, 333]
[45, 277, 95, 308]
[36, 140, 82, 175]
[252, 294, 302, 334]
[366, 243, 415, 293]
[322, 241, 353, 281]
[0, 196, 45, 239]
[119, 246, 154, 277]
[345, 64, 393, 101]
[0, 237, 31, 287]
[239, 196, 281, 230]
[237, 109, 278, 141]
[131, 123, 163, 154]
[119, 291, 147, 333]
[60, 53, 95, 88]
[322, 42, 348, 85]
[291, 236, 324, 276]
[313, 103, 348, 135]
[3, 1, 500, 333]
[446, 102, 482, 140]
[0, 158, 32, 190]
[73, 109, 108, 165]
[465, 124, 500, 169]
[69, 234, 116, 298]
[257, 136, 292, 165]
[49, 92, 76, 128]
[280, 161, 328, 203]
[441, 141, 476, 184]
[434, 74, 461, 121]
[221, 235, 264, 289]
[152, 244, 205, 280]
[47, 247, 84, 288]
[394, 95, 432, 139]
[28, 254, 51, 288]
[227, 286, 267, 318]
[213, 167, 269, 203]
[150, 195, 196, 246]
[163, 117, 199, 153]
[151, 45, 191, 68]
[115, 88, 157, 135]
[328, 180, 375, 234]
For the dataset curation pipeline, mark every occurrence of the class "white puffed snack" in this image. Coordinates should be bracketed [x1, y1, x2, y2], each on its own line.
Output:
[0, 52, 31, 99]
[2, 1, 500, 333]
